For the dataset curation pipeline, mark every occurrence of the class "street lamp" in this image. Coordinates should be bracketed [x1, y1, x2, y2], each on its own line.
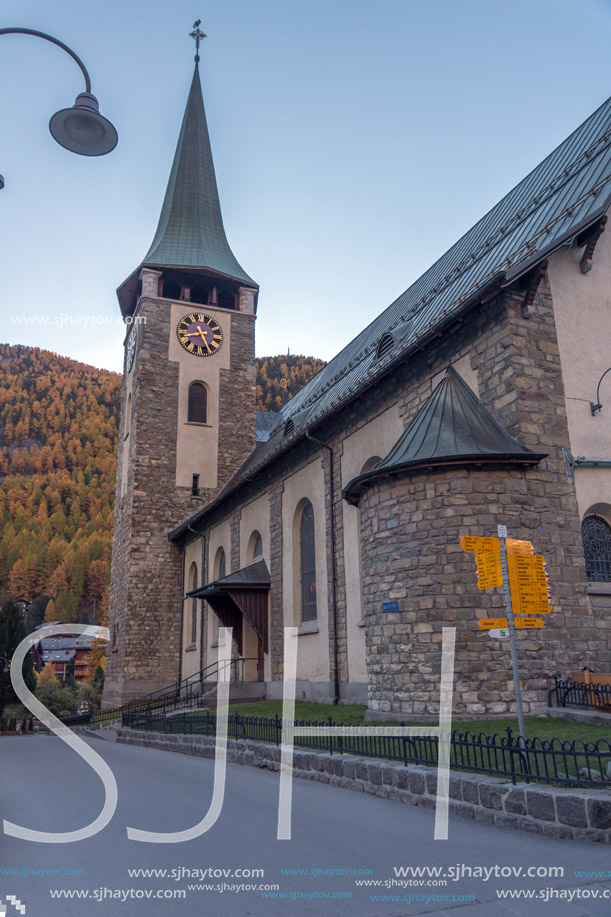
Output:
[0, 27, 118, 187]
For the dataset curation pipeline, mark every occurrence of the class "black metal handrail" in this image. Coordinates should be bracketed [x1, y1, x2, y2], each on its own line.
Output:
[121, 711, 611, 789]
[83, 656, 257, 727]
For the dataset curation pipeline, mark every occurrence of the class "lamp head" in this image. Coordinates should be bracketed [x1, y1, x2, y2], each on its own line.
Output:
[49, 91, 118, 156]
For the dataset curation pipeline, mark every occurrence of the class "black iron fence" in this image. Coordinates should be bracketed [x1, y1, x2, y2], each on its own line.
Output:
[122, 710, 611, 788]
[549, 677, 611, 711]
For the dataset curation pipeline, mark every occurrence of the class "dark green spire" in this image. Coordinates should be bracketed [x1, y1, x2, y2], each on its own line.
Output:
[143, 66, 255, 283]
[117, 63, 256, 315]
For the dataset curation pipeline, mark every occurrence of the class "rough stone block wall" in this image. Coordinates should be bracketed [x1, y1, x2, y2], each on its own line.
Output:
[105, 298, 256, 705]
[116, 728, 611, 844]
[356, 283, 594, 717]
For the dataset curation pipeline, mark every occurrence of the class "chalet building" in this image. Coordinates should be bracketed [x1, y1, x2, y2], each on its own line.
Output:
[35, 629, 97, 683]
[104, 51, 611, 719]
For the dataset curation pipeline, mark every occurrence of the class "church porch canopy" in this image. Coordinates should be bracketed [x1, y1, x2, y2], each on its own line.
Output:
[186, 559, 270, 654]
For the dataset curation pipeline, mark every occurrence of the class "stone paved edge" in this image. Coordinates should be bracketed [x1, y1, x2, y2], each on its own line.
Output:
[115, 728, 611, 844]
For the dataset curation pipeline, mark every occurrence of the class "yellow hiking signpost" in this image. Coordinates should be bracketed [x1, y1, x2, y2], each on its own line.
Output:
[477, 617, 546, 630]
[461, 526, 553, 741]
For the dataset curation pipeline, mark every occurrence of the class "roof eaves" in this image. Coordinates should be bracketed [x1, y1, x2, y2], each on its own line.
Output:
[342, 452, 548, 506]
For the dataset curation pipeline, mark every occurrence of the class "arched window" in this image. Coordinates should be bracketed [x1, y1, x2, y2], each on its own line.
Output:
[190, 283, 210, 305]
[217, 288, 235, 309]
[215, 547, 226, 581]
[188, 382, 207, 424]
[300, 501, 317, 622]
[189, 562, 198, 645]
[162, 280, 181, 300]
[582, 515, 611, 581]
[248, 531, 263, 562]
[125, 392, 132, 438]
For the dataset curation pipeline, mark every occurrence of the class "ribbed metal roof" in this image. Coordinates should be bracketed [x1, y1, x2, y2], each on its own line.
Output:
[117, 65, 257, 315]
[170, 95, 611, 542]
[343, 368, 545, 504]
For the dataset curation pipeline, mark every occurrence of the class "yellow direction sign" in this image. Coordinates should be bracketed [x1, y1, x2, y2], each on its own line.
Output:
[507, 554, 551, 614]
[478, 618, 508, 629]
[514, 616, 545, 629]
[461, 535, 533, 557]
[478, 616, 546, 630]
[460, 535, 499, 554]
[475, 550, 502, 590]
[506, 539, 533, 556]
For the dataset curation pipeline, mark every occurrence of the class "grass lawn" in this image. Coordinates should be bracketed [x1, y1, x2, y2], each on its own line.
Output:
[202, 700, 611, 744]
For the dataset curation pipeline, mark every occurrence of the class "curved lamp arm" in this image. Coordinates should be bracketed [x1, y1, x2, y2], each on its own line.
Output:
[591, 367, 611, 416]
[0, 26, 117, 185]
[0, 27, 92, 91]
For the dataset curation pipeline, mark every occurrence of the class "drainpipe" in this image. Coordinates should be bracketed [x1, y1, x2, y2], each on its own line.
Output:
[305, 429, 340, 705]
[177, 542, 186, 689]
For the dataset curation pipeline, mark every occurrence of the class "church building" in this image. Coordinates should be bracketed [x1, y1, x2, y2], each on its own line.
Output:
[104, 49, 611, 719]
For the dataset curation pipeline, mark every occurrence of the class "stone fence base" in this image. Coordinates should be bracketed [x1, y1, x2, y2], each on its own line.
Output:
[116, 727, 611, 843]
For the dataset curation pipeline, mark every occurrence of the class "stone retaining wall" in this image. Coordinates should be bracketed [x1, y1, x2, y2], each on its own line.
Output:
[117, 728, 611, 843]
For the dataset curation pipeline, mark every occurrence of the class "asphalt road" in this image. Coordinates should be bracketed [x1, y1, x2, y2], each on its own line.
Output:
[1, 734, 611, 916]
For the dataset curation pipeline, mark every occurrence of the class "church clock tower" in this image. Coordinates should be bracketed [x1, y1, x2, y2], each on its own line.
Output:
[104, 28, 258, 704]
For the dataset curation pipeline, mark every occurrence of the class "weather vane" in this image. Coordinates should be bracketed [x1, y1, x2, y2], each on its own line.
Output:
[190, 19, 206, 64]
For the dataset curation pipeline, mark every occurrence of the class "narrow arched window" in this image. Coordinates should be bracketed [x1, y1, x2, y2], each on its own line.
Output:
[216, 547, 226, 580]
[249, 531, 263, 562]
[125, 392, 132, 438]
[188, 382, 207, 424]
[582, 515, 611, 581]
[189, 562, 198, 644]
[300, 501, 317, 622]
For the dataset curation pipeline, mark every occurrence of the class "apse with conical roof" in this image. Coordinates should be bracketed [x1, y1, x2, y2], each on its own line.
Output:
[117, 56, 257, 316]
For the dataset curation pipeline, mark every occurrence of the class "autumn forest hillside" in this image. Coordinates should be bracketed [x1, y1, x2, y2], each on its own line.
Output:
[0, 346, 325, 627]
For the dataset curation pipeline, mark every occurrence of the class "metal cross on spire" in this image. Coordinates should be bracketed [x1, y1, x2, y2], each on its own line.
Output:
[189, 19, 206, 64]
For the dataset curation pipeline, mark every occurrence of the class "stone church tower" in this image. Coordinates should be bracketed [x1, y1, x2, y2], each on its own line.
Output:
[104, 54, 258, 704]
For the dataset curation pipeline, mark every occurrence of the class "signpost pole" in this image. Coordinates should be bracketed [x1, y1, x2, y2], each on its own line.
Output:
[497, 524, 526, 743]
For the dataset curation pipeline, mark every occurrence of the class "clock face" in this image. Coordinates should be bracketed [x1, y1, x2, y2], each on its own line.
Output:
[126, 329, 136, 372]
[176, 312, 223, 357]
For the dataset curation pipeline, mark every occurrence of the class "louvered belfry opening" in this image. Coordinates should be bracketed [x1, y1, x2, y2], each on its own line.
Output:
[188, 382, 207, 424]
[376, 332, 395, 359]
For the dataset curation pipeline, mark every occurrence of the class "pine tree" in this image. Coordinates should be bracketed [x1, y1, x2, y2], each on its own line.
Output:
[44, 597, 57, 623]
[0, 599, 36, 716]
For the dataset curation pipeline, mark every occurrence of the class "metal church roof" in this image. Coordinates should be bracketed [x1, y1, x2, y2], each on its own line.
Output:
[343, 368, 546, 505]
[187, 559, 270, 597]
[117, 64, 257, 315]
[169, 94, 611, 542]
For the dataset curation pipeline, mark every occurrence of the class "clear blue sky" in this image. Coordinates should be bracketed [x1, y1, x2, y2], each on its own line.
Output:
[1, 0, 611, 372]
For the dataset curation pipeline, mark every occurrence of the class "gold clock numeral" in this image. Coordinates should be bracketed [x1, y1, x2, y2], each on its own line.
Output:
[196, 347, 203, 356]
[187, 342, 195, 352]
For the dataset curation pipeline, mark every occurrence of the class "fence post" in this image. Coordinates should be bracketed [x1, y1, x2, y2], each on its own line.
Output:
[328, 716, 333, 756]
[275, 712, 280, 746]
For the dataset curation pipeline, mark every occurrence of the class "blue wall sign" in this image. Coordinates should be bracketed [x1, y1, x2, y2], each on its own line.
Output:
[382, 601, 399, 612]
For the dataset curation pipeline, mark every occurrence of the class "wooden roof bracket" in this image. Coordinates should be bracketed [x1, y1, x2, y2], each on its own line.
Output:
[521, 260, 548, 318]
[577, 215, 607, 274]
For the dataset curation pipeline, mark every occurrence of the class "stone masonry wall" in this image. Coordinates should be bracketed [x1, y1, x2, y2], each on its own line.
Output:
[117, 728, 611, 844]
[105, 296, 256, 705]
